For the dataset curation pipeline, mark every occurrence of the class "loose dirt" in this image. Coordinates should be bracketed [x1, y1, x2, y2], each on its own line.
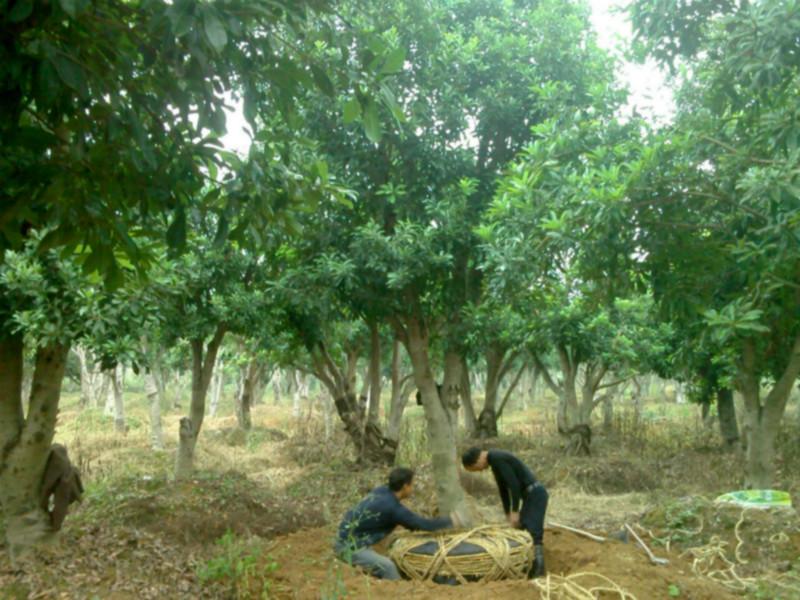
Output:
[263, 525, 741, 599]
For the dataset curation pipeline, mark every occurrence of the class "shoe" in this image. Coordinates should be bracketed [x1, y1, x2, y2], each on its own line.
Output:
[528, 544, 545, 578]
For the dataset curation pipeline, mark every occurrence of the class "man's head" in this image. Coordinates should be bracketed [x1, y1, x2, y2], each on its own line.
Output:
[388, 467, 415, 499]
[461, 446, 488, 472]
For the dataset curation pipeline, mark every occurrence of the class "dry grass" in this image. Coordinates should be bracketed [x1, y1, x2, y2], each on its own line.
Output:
[1, 384, 798, 598]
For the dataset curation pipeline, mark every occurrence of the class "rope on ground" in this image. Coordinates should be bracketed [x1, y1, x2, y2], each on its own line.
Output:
[388, 525, 532, 584]
[531, 571, 637, 600]
[679, 534, 757, 592]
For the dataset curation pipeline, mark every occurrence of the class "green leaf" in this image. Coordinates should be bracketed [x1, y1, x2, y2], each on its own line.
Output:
[9, 0, 34, 22]
[343, 97, 361, 124]
[380, 47, 406, 75]
[363, 100, 382, 143]
[203, 12, 228, 53]
[311, 64, 335, 97]
[166, 207, 187, 254]
[51, 55, 86, 95]
[668, 583, 680, 597]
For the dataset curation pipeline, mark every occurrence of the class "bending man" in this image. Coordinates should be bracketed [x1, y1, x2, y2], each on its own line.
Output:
[462, 446, 548, 577]
[334, 467, 454, 580]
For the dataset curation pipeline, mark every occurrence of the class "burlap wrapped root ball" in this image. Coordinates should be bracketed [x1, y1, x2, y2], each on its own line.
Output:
[388, 525, 533, 584]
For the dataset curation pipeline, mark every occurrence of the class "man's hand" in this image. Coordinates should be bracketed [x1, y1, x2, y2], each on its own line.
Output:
[508, 511, 521, 528]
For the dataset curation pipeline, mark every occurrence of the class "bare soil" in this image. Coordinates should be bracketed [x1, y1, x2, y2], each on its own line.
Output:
[262, 525, 740, 599]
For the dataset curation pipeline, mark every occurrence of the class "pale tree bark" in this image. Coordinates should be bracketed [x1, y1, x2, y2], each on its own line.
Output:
[387, 337, 414, 442]
[145, 372, 164, 450]
[399, 315, 469, 518]
[175, 325, 226, 480]
[209, 354, 224, 417]
[0, 334, 70, 559]
[460, 356, 477, 438]
[738, 334, 800, 488]
[103, 369, 115, 416]
[112, 364, 126, 434]
[367, 320, 382, 427]
[290, 369, 303, 418]
[235, 358, 263, 431]
[309, 343, 396, 464]
[271, 370, 282, 406]
[75, 346, 101, 408]
[533, 351, 606, 455]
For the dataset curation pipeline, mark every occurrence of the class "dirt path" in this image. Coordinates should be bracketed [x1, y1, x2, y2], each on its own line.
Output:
[264, 525, 740, 599]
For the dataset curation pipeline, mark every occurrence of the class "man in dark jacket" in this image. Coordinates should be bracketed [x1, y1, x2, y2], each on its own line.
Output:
[462, 447, 548, 577]
[334, 467, 455, 579]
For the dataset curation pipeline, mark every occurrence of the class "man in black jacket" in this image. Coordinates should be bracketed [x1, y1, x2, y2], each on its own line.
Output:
[462, 447, 548, 577]
[334, 467, 455, 579]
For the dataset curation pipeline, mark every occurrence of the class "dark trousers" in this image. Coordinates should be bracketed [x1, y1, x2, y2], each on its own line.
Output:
[520, 482, 548, 545]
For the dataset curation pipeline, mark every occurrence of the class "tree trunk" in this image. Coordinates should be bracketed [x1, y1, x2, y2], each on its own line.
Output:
[103, 369, 115, 416]
[402, 317, 468, 517]
[717, 388, 739, 447]
[476, 347, 503, 439]
[175, 326, 226, 480]
[112, 364, 126, 433]
[311, 344, 396, 465]
[556, 350, 580, 432]
[75, 347, 95, 407]
[235, 359, 260, 431]
[496, 362, 526, 421]
[441, 350, 463, 439]
[367, 321, 382, 426]
[460, 356, 477, 438]
[209, 355, 224, 417]
[603, 393, 614, 430]
[387, 338, 412, 442]
[272, 370, 282, 406]
[0, 339, 69, 559]
[145, 372, 164, 450]
[738, 335, 800, 488]
[291, 369, 302, 418]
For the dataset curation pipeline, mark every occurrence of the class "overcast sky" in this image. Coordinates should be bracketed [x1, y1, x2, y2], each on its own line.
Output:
[220, 1, 675, 155]
[588, 0, 675, 125]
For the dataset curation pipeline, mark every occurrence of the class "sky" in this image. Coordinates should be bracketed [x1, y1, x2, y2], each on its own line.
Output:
[587, 0, 675, 125]
[220, 0, 675, 156]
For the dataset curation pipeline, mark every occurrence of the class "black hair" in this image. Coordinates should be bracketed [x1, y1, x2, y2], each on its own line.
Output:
[388, 467, 415, 491]
[461, 446, 482, 467]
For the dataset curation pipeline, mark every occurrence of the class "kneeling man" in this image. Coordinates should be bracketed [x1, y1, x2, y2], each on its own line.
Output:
[334, 467, 453, 580]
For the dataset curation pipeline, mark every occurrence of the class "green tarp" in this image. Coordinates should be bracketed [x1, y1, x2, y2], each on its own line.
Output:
[714, 490, 792, 509]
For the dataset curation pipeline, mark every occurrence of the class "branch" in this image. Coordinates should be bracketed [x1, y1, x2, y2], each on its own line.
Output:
[496, 362, 526, 420]
[498, 350, 521, 382]
[764, 332, 800, 425]
[700, 134, 782, 166]
[532, 353, 561, 396]
[596, 375, 632, 391]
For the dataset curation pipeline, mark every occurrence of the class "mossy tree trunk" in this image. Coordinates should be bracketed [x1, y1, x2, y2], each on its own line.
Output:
[0, 332, 69, 559]
[310, 342, 396, 465]
[175, 324, 226, 481]
[399, 314, 469, 518]
[738, 335, 800, 488]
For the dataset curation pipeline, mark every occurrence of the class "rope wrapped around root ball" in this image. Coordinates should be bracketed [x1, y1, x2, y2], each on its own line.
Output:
[388, 525, 533, 584]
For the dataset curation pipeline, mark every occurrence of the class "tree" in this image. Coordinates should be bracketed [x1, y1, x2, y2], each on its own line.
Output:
[1, 0, 372, 555]
[629, 0, 800, 487]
